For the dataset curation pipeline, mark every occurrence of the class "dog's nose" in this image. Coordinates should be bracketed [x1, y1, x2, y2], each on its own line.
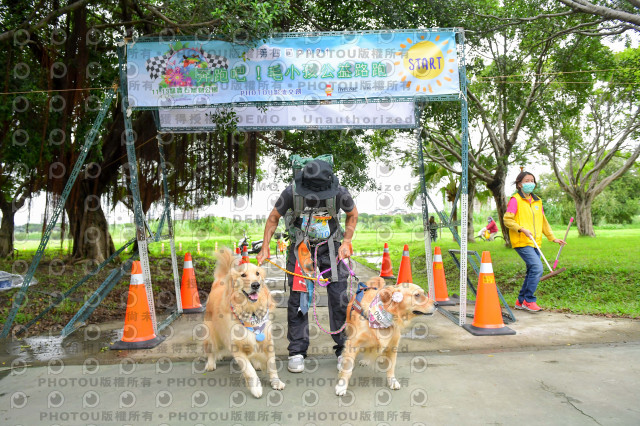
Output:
[251, 281, 261, 291]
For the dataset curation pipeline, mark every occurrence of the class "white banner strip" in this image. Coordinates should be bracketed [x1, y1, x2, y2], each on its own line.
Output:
[157, 102, 416, 131]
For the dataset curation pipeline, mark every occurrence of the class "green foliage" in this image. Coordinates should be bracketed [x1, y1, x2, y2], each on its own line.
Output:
[592, 160, 640, 224]
[265, 129, 384, 192]
[539, 158, 640, 225]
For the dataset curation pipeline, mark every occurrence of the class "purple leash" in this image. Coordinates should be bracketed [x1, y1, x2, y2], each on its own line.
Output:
[311, 241, 357, 335]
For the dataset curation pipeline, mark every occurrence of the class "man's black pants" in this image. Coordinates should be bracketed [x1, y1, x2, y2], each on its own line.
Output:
[286, 242, 350, 358]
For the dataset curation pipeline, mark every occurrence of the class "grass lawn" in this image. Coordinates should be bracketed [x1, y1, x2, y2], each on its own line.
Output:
[352, 228, 640, 318]
[2, 223, 638, 336]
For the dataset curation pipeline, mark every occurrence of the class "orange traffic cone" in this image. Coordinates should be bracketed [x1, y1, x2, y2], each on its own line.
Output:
[432, 247, 456, 306]
[111, 261, 165, 350]
[396, 244, 413, 285]
[235, 247, 241, 256]
[180, 252, 205, 313]
[462, 251, 515, 336]
[379, 243, 395, 279]
[241, 245, 249, 264]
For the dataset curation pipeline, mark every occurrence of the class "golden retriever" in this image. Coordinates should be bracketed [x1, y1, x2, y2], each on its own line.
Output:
[203, 248, 285, 398]
[335, 277, 435, 396]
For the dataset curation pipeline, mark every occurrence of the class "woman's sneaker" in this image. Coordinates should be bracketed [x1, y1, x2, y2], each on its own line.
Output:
[288, 354, 305, 373]
[522, 301, 542, 312]
[515, 300, 524, 310]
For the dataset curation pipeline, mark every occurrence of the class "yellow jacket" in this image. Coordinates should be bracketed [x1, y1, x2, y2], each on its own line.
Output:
[503, 191, 556, 248]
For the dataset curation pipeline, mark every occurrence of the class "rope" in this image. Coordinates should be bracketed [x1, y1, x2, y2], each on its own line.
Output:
[312, 241, 357, 335]
[0, 85, 117, 96]
[263, 258, 329, 282]
[265, 243, 356, 336]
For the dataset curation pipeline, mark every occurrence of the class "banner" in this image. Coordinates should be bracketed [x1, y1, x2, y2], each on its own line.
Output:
[126, 30, 460, 108]
[156, 102, 417, 131]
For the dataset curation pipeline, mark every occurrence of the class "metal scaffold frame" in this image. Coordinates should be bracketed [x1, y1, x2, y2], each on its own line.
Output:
[1, 27, 479, 340]
[0, 51, 185, 338]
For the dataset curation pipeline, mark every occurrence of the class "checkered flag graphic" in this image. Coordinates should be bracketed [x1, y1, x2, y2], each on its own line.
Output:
[145, 53, 172, 80]
[200, 48, 229, 70]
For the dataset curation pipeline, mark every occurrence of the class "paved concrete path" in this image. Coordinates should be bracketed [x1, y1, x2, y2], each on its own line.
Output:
[1, 259, 639, 425]
[1, 344, 639, 425]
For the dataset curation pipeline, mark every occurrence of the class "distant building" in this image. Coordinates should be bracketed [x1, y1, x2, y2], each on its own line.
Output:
[390, 208, 408, 215]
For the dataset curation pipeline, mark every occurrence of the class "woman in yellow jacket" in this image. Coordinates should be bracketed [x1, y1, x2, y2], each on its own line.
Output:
[503, 172, 566, 312]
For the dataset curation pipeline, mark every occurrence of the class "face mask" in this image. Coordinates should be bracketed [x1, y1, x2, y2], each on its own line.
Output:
[522, 182, 536, 194]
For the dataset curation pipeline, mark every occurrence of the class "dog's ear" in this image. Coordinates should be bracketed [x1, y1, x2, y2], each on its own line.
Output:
[230, 267, 242, 279]
[378, 286, 393, 305]
[368, 277, 385, 290]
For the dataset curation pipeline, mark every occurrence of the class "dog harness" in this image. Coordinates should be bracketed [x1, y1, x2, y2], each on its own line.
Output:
[350, 283, 394, 329]
[229, 302, 269, 342]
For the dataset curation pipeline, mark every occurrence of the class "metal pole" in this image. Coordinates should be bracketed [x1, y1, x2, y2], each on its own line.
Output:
[458, 28, 469, 326]
[157, 134, 183, 330]
[417, 128, 435, 300]
[117, 43, 158, 334]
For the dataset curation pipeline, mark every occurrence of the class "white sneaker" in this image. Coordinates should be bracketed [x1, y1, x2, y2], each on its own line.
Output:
[337, 355, 343, 371]
[288, 354, 305, 373]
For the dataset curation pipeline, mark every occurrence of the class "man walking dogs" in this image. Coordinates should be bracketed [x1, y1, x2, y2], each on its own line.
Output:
[257, 156, 358, 373]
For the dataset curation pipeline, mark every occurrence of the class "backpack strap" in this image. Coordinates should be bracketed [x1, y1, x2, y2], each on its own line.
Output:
[327, 234, 338, 282]
[292, 186, 304, 219]
[325, 196, 337, 219]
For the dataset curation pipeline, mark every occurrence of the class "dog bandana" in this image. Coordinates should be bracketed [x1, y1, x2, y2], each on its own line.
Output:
[230, 304, 269, 342]
[368, 294, 394, 329]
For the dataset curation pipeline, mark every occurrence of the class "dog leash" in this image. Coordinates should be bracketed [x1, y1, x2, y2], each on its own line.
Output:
[311, 241, 357, 335]
[263, 245, 357, 336]
[263, 258, 329, 282]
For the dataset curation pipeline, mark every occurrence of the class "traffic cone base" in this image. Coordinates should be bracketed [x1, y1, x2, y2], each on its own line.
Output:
[183, 305, 206, 313]
[379, 243, 395, 279]
[110, 334, 166, 350]
[180, 253, 205, 314]
[435, 299, 457, 306]
[463, 251, 515, 336]
[111, 261, 165, 350]
[462, 323, 515, 336]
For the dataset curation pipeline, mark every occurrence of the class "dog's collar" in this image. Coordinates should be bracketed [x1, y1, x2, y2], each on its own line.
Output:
[230, 302, 269, 342]
[368, 293, 394, 329]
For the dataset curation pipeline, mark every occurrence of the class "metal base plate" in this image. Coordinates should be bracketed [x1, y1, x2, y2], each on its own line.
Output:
[435, 298, 458, 306]
[182, 306, 206, 314]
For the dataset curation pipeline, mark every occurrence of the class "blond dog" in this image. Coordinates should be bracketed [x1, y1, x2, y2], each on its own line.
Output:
[335, 277, 435, 396]
[203, 248, 285, 398]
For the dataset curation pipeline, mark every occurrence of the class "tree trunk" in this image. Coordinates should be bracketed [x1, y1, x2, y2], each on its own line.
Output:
[574, 197, 596, 236]
[488, 178, 511, 247]
[65, 183, 116, 263]
[467, 180, 476, 243]
[0, 203, 15, 258]
[451, 209, 458, 241]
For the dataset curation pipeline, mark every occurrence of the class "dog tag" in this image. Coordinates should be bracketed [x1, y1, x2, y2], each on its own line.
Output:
[255, 333, 265, 342]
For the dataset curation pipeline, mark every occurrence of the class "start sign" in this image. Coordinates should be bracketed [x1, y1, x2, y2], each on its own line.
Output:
[125, 30, 461, 109]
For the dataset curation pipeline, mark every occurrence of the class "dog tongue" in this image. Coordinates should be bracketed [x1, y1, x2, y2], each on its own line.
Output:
[249, 293, 258, 301]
